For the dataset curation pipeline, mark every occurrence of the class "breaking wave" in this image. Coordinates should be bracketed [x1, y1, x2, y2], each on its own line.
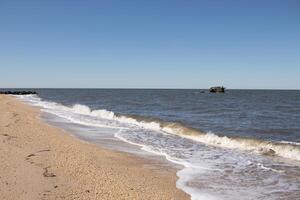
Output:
[69, 104, 300, 162]
[17, 95, 300, 162]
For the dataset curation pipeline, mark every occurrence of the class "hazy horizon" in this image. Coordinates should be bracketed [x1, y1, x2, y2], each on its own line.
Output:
[0, 85, 300, 90]
[1, 1, 299, 89]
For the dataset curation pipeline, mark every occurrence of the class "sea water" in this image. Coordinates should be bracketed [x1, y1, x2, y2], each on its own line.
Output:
[14, 89, 300, 200]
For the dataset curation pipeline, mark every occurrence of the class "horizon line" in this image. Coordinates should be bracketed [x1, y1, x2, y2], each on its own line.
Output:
[0, 87, 300, 91]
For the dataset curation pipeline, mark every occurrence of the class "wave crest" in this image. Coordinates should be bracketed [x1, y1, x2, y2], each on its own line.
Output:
[72, 104, 115, 119]
[69, 104, 300, 162]
[17, 96, 300, 162]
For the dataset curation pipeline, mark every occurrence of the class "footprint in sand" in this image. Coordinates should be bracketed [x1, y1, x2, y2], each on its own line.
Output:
[25, 149, 53, 171]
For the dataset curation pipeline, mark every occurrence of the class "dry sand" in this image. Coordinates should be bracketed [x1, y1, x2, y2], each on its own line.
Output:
[0, 95, 189, 200]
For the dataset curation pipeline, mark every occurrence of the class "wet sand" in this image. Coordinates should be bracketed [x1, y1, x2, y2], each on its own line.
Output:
[0, 95, 189, 200]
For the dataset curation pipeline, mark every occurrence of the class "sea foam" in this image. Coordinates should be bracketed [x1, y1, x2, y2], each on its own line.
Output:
[17, 95, 300, 162]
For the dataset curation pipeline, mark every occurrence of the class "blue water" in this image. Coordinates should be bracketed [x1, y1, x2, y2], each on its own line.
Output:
[13, 89, 300, 200]
[30, 89, 300, 142]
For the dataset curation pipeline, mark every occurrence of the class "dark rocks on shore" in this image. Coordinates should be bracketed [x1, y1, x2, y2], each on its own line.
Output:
[0, 91, 37, 95]
[209, 86, 225, 93]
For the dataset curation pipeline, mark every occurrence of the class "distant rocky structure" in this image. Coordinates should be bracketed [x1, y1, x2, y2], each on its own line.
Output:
[209, 86, 225, 93]
[0, 91, 37, 95]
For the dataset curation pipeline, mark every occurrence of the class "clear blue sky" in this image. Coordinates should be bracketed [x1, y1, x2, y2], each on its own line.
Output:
[0, 0, 299, 89]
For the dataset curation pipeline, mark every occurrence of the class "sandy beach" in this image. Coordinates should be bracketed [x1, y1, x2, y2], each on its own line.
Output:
[0, 95, 189, 200]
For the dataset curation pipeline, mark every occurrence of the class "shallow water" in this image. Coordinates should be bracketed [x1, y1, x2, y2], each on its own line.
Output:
[13, 89, 300, 200]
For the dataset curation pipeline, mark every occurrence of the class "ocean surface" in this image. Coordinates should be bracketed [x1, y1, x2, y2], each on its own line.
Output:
[12, 89, 300, 200]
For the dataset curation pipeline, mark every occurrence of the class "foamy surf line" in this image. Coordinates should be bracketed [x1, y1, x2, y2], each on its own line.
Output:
[15, 94, 300, 163]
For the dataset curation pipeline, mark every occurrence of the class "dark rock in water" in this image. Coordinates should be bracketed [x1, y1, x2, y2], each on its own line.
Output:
[209, 86, 225, 93]
[0, 91, 37, 95]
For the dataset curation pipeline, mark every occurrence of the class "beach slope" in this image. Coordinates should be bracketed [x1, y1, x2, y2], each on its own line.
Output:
[0, 95, 189, 200]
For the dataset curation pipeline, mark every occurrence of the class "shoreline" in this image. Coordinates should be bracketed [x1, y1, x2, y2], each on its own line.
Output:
[0, 95, 189, 200]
